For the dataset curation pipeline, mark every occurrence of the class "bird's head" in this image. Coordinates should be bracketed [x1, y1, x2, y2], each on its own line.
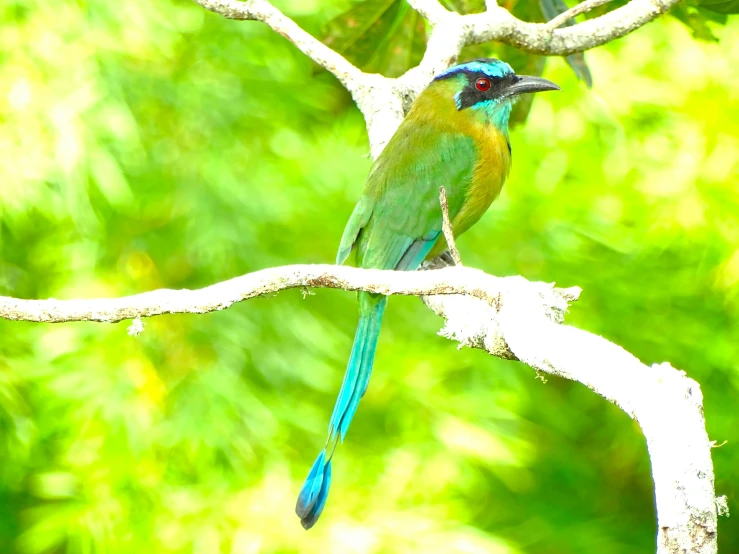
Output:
[432, 58, 559, 129]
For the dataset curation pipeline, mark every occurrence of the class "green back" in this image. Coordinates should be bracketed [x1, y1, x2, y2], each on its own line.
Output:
[337, 118, 478, 271]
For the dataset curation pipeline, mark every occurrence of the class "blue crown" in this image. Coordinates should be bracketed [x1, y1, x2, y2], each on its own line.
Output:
[434, 59, 514, 81]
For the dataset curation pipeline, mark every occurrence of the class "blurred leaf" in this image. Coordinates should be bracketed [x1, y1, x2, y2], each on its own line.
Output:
[539, 0, 594, 87]
[538, 0, 567, 21]
[380, 7, 427, 76]
[321, 0, 427, 76]
[441, 0, 486, 13]
[693, 6, 730, 23]
[696, 0, 739, 14]
[672, 3, 722, 40]
[322, 0, 396, 59]
[564, 53, 593, 86]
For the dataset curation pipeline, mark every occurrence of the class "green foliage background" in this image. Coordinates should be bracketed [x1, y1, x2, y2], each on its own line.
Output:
[1, 0, 738, 552]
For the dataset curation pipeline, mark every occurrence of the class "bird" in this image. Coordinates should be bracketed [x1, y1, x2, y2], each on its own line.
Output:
[295, 58, 559, 530]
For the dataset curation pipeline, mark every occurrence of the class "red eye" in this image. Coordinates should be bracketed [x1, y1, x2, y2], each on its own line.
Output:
[475, 78, 491, 92]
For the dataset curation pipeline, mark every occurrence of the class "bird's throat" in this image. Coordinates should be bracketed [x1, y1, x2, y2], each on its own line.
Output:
[471, 100, 513, 136]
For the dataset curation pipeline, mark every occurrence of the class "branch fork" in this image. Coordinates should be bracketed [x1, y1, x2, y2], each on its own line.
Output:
[193, 0, 682, 151]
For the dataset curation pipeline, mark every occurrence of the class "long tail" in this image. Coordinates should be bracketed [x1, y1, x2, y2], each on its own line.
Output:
[295, 292, 387, 530]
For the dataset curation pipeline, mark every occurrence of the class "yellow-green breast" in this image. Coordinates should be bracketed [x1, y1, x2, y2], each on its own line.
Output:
[411, 81, 512, 257]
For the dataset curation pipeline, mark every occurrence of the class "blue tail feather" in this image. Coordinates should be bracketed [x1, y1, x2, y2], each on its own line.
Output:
[295, 450, 326, 519]
[338, 299, 384, 439]
[327, 294, 386, 442]
[327, 315, 369, 440]
[337, 295, 386, 440]
[296, 293, 386, 529]
[298, 459, 331, 530]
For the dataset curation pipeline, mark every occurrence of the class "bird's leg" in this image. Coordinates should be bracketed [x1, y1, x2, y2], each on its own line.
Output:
[439, 186, 462, 266]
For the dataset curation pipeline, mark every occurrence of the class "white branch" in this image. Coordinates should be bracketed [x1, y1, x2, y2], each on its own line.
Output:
[423, 284, 718, 554]
[0, 265, 576, 324]
[463, 0, 681, 55]
[470, 0, 682, 55]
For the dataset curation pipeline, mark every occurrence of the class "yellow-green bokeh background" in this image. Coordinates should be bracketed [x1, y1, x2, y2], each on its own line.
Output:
[1, 1, 738, 552]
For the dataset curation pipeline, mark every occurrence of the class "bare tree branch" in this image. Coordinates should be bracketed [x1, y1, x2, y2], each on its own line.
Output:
[393, 0, 680, 128]
[0, 265, 577, 324]
[545, 0, 616, 31]
[463, 0, 682, 56]
[422, 286, 718, 554]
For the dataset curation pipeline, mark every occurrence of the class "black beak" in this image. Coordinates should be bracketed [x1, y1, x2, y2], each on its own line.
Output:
[503, 75, 560, 98]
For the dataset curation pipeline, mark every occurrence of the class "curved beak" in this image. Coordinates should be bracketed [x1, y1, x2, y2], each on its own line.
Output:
[503, 75, 560, 98]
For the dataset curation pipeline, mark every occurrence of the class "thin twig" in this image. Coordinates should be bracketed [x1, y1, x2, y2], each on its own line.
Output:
[439, 186, 462, 266]
[545, 0, 615, 31]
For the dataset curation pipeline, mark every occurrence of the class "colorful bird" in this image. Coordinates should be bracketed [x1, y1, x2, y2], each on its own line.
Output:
[296, 58, 559, 529]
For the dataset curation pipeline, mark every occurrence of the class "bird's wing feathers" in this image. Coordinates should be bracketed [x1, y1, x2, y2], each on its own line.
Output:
[337, 196, 373, 265]
[394, 234, 440, 271]
[338, 120, 477, 271]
